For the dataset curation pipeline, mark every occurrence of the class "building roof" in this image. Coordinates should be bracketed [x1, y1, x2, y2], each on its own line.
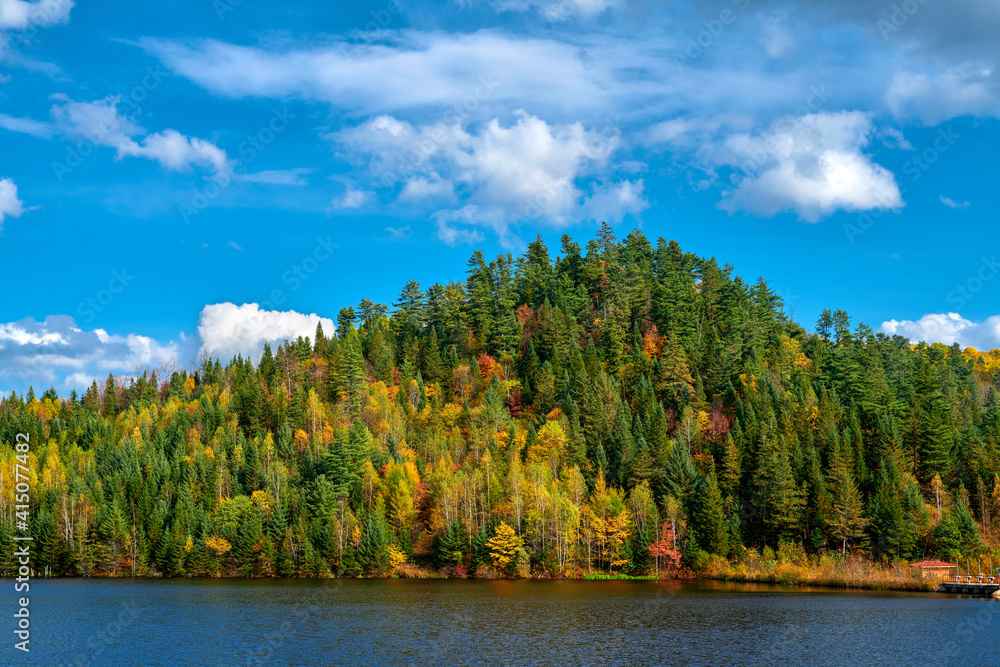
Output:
[909, 560, 958, 568]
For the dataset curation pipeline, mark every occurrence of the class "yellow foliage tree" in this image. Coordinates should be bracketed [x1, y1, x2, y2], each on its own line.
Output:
[206, 536, 232, 556]
[606, 511, 632, 573]
[251, 490, 273, 514]
[387, 545, 408, 569]
[293, 429, 310, 454]
[527, 421, 567, 467]
[485, 521, 523, 576]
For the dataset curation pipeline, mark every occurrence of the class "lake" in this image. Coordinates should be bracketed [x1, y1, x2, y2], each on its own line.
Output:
[7, 578, 998, 666]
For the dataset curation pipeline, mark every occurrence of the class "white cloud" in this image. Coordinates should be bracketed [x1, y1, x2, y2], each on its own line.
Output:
[336, 110, 645, 244]
[491, 0, 622, 21]
[0, 315, 184, 392]
[759, 14, 794, 58]
[886, 66, 1000, 125]
[0, 177, 24, 228]
[136, 129, 229, 173]
[332, 186, 373, 209]
[197, 303, 334, 361]
[700, 111, 902, 221]
[385, 225, 412, 240]
[0, 305, 342, 393]
[141, 33, 609, 118]
[584, 179, 647, 224]
[0, 0, 73, 30]
[876, 127, 913, 151]
[940, 195, 970, 209]
[234, 168, 310, 186]
[47, 96, 229, 172]
[643, 114, 752, 148]
[0, 113, 53, 137]
[399, 177, 456, 202]
[431, 206, 492, 246]
[881, 313, 1000, 350]
[143, 30, 858, 127]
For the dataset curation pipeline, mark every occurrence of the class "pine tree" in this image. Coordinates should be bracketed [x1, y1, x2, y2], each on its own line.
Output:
[751, 437, 804, 544]
[692, 469, 728, 556]
[827, 440, 869, 553]
[868, 460, 903, 558]
[919, 391, 955, 484]
[434, 521, 465, 568]
[357, 503, 390, 574]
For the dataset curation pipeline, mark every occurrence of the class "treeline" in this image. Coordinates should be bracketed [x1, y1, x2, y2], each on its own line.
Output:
[2, 224, 1000, 578]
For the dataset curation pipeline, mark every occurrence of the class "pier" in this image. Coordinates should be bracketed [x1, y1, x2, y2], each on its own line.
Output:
[910, 560, 1000, 596]
[937, 576, 1000, 596]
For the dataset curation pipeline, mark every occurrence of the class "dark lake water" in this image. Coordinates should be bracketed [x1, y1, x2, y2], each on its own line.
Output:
[5, 578, 997, 666]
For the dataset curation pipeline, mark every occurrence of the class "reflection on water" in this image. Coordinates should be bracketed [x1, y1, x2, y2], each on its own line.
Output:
[15, 578, 998, 666]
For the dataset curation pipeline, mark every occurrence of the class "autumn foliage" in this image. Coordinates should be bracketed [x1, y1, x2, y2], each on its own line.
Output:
[2, 225, 999, 582]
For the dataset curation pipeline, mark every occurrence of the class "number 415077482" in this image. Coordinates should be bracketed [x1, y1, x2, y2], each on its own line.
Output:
[14, 433, 30, 523]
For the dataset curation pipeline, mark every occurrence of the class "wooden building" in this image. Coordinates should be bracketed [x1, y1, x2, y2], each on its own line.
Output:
[909, 560, 957, 579]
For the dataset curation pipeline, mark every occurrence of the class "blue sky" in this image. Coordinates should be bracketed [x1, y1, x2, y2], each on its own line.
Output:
[1, 0, 999, 395]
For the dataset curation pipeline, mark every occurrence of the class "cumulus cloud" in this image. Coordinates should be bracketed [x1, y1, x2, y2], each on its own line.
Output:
[0, 0, 73, 30]
[881, 313, 1000, 350]
[197, 303, 335, 361]
[50, 96, 229, 172]
[0, 305, 344, 394]
[0, 177, 24, 228]
[336, 110, 645, 244]
[0, 315, 184, 393]
[697, 111, 903, 221]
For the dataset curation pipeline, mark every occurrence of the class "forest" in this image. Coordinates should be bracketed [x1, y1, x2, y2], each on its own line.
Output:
[2, 224, 1000, 579]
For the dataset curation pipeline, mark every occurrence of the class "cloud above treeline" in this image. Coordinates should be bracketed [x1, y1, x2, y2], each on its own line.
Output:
[0, 315, 184, 395]
[335, 110, 646, 245]
[4, 301, 999, 397]
[0, 304, 336, 396]
[881, 313, 1000, 350]
[196, 303, 334, 361]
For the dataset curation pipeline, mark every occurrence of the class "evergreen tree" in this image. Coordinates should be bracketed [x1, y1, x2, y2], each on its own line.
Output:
[692, 470, 728, 556]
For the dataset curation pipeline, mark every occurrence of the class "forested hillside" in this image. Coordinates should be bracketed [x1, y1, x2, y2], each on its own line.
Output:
[3, 224, 1000, 578]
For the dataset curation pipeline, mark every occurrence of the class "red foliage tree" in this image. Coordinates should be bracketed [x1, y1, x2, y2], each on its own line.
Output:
[648, 521, 682, 577]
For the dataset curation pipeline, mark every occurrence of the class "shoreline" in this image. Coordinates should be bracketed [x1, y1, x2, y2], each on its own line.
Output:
[3, 571, 944, 593]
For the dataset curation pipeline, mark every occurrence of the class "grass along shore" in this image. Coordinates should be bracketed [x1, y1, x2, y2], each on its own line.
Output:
[694, 550, 940, 592]
[391, 547, 946, 591]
